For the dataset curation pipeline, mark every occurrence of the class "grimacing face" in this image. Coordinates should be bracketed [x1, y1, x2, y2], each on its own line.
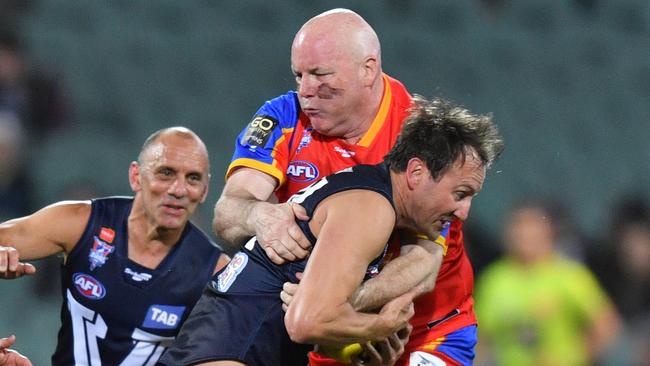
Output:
[291, 34, 367, 137]
[410, 154, 486, 239]
[132, 137, 209, 231]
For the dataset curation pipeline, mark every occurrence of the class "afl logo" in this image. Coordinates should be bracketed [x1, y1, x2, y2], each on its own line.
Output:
[287, 160, 319, 183]
[73, 273, 106, 300]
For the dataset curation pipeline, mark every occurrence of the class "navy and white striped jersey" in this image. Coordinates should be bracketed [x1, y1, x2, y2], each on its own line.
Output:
[52, 197, 221, 366]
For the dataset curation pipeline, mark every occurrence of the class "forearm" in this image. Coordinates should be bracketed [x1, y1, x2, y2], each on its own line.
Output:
[288, 302, 403, 346]
[586, 306, 621, 361]
[212, 195, 259, 252]
[351, 244, 442, 311]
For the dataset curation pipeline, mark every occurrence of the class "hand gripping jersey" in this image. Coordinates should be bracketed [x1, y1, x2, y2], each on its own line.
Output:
[227, 74, 477, 365]
[158, 164, 396, 366]
[51, 197, 221, 366]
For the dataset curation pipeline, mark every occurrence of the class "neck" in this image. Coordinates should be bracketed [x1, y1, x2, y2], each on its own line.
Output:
[389, 170, 413, 232]
[127, 200, 183, 269]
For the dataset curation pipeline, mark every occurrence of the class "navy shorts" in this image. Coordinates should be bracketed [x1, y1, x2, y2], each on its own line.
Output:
[157, 248, 310, 366]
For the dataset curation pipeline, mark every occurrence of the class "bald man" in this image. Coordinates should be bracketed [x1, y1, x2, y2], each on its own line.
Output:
[160, 93, 504, 366]
[197, 8, 478, 366]
[0, 127, 229, 365]
[209, 8, 422, 364]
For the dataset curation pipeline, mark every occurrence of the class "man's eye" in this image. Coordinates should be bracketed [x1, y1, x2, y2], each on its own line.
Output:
[157, 168, 174, 178]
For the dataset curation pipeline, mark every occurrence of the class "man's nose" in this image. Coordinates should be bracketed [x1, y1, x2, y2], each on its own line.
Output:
[168, 177, 188, 197]
[298, 75, 317, 98]
[454, 199, 472, 221]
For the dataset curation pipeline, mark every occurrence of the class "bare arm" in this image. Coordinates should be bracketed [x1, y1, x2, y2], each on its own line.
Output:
[351, 237, 443, 312]
[213, 168, 311, 263]
[285, 190, 414, 345]
[0, 201, 90, 278]
[585, 304, 621, 363]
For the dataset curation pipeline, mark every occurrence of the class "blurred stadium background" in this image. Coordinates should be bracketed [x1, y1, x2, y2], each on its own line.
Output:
[1, 1, 648, 364]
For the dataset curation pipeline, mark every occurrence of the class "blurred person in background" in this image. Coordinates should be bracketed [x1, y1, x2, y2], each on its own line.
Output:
[589, 195, 650, 365]
[0, 27, 68, 141]
[1, 27, 72, 312]
[0, 127, 228, 365]
[0, 112, 30, 221]
[474, 197, 620, 366]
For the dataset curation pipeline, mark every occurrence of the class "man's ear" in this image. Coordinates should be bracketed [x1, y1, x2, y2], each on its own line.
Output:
[361, 56, 379, 87]
[128, 161, 141, 192]
[199, 174, 210, 203]
[405, 158, 425, 190]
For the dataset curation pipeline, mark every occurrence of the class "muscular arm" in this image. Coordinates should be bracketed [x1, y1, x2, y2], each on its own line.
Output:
[351, 237, 443, 312]
[213, 168, 311, 263]
[0, 201, 90, 278]
[285, 190, 414, 345]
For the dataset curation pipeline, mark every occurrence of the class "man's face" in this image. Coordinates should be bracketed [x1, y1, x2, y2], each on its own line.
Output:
[131, 136, 209, 231]
[505, 207, 555, 263]
[291, 34, 366, 137]
[409, 153, 486, 239]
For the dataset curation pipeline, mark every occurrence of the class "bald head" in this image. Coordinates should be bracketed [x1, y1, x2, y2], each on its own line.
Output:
[138, 126, 209, 171]
[293, 8, 381, 66]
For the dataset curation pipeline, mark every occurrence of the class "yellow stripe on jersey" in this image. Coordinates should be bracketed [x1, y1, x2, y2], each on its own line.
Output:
[226, 158, 286, 187]
[358, 74, 393, 147]
[416, 233, 449, 256]
[421, 336, 447, 352]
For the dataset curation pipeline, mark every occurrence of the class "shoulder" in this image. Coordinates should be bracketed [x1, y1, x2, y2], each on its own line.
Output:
[43, 199, 93, 219]
[317, 189, 395, 231]
[384, 74, 412, 105]
[553, 256, 601, 284]
[90, 196, 133, 210]
[255, 91, 301, 129]
[476, 259, 516, 285]
[185, 221, 221, 251]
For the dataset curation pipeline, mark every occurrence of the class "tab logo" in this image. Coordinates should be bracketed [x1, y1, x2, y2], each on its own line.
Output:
[287, 160, 319, 183]
[143, 305, 186, 330]
[73, 273, 106, 300]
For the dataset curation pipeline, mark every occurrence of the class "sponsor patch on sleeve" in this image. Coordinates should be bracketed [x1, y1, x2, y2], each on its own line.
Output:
[214, 252, 249, 292]
[241, 115, 279, 147]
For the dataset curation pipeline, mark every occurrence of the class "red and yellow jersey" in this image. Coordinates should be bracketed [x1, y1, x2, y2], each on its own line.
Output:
[227, 74, 411, 201]
[227, 74, 476, 362]
[397, 220, 478, 355]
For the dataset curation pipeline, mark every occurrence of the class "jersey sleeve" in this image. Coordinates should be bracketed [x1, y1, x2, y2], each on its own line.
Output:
[226, 92, 300, 187]
[415, 220, 451, 255]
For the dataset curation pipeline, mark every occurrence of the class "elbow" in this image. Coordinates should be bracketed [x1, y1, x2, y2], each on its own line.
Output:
[285, 306, 324, 344]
